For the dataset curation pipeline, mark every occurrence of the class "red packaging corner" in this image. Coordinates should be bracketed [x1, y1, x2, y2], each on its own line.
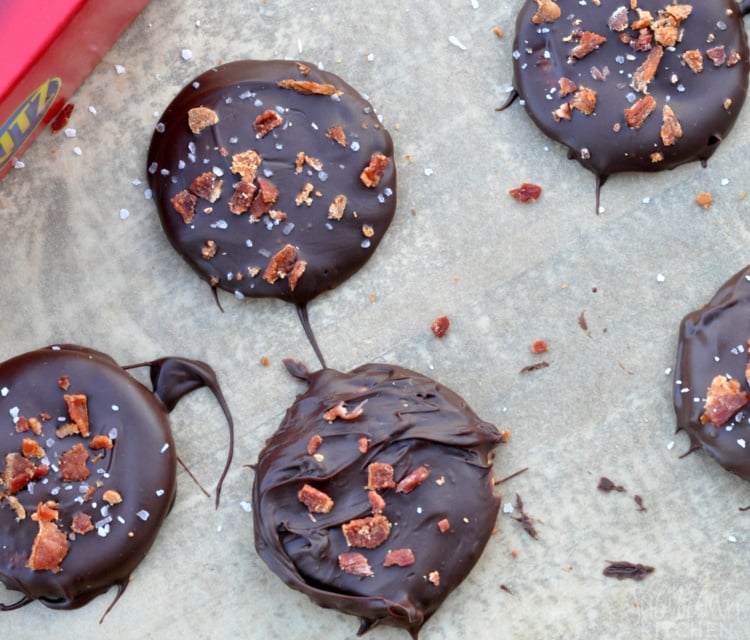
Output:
[0, 0, 150, 182]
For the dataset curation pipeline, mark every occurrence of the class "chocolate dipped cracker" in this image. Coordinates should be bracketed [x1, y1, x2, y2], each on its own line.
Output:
[503, 0, 750, 209]
[252, 361, 503, 638]
[0, 345, 233, 612]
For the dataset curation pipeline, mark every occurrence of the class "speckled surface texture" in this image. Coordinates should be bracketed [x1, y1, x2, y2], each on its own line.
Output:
[3, 1, 750, 638]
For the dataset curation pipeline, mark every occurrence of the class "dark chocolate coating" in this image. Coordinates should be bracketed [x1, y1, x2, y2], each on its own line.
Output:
[0, 345, 233, 611]
[252, 362, 503, 638]
[509, 0, 749, 180]
[674, 266, 750, 480]
[147, 60, 396, 307]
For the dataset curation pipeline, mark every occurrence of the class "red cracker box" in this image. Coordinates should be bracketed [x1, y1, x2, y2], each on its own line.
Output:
[0, 0, 150, 181]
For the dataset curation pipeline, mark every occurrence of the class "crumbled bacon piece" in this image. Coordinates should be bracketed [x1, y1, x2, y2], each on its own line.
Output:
[27, 502, 68, 573]
[59, 443, 90, 481]
[21, 438, 45, 459]
[707, 46, 727, 67]
[569, 87, 597, 115]
[277, 79, 340, 96]
[695, 191, 713, 209]
[339, 552, 373, 577]
[269, 210, 287, 222]
[189, 172, 223, 203]
[298, 484, 335, 514]
[1, 452, 35, 494]
[727, 51, 742, 68]
[428, 570, 441, 586]
[509, 183, 543, 202]
[660, 105, 682, 146]
[307, 434, 323, 455]
[368, 490, 386, 515]
[631, 9, 654, 30]
[103, 489, 122, 505]
[384, 548, 416, 568]
[590, 66, 609, 82]
[55, 423, 79, 439]
[327, 125, 347, 147]
[188, 106, 219, 133]
[437, 518, 451, 533]
[288, 260, 307, 292]
[328, 194, 347, 220]
[396, 466, 431, 494]
[230, 150, 261, 181]
[701, 375, 749, 427]
[531, 339, 549, 354]
[71, 511, 94, 535]
[552, 103, 572, 122]
[342, 514, 391, 549]
[63, 394, 90, 437]
[1, 492, 26, 520]
[250, 177, 279, 220]
[201, 240, 218, 260]
[254, 109, 284, 137]
[431, 315, 450, 338]
[558, 77, 576, 98]
[367, 462, 396, 491]
[263, 244, 298, 284]
[304, 155, 323, 172]
[570, 32, 607, 60]
[58, 375, 70, 391]
[323, 399, 366, 423]
[682, 49, 703, 74]
[228, 181, 257, 215]
[360, 153, 390, 188]
[89, 434, 113, 450]
[607, 6, 629, 32]
[624, 95, 657, 129]
[358, 438, 370, 454]
[296, 182, 315, 207]
[631, 45, 663, 93]
[531, 0, 561, 24]
[664, 4, 692, 23]
[171, 190, 198, 224]
[629, 28, 653, 52]
[28, 417, 43, 435]
[650, 152, 664, 163]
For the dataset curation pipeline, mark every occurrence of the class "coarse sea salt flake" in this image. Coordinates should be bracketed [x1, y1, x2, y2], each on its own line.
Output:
[667, 440, 675, 450]
[115, 64, 126, 75]
[1, 387, 8, 397]
[240, 501, 252, 513]
[181, 48, 193, 61]
[738, 439, 746, 448]
[119, 208, 130, 220]
[160, 443, 170, 454]
[449, 35, 467, 50]
[136, 510, 150, 521]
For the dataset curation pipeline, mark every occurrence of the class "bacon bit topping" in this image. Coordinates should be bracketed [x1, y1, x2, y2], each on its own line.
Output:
[664, 4, 692, 23]
[358, 438, 370, 454]
[342, 514, 391, 549]
[277, 79, 341, 96]
[303, 155, 323, 172]
[229, 181, 257, 215]
[438, 518, 451, 533]
[1, 452, 34, 494]
[250, 177, 280, 220]
[288, 260, 307, 292]
[58, 375, 70, 391]
[254, 109, 284, 137]
[681, 49, 703, 74]
[630, 28, 653, 52]
[328, 194, 348, 220]
[339, 551, 373, 577]
[187, 106, 219, 134]
[570, 32, 607, 61]
[384, 548, 416, 568]
[707, 46, 727, 67]
[727, 51, 742, 68]
[558, 77, 577, 98]
[103, 489, 123, 505]
[509, 183, 543, 202]
[624, 95, 657, 129]
[361, 224, 375, 239]
[323, 399, 366, 423]
[631, 9, 654, 30]
[569, 87, 597, 115]
[296, 182, 315, 206]
[63, 394, 89, 437]
[650, 152, 664, 163]
[307, 434, 323, 456]
[71, 511, 94, 535]
[189, 171, 223, 203]
[201, 240, 218, 260]
[360, 153, 390, 188]
[367, 462, 396, 491]
[701, 375, 749, 427]
[327, 125, 347, 147]
[298, 484, 335, 513]
[590, 65, 610, 81]
[170, 190, 198, 224]
[695, 191, 713, 209]
[59, 443, 90, 481]
[230, 150, 261, 182]
[431, 315, 450, 338]
[531, 339, 549, 354]
[608, 6, 629, 32]
[268, 209, 287, 223]
[14, 416, 30, 433]
[368, 490, 386, 515]
[263, 244, 298, 284]
[55, 423, 80, 439]
[396, 466, 431, 494]
[27, 502, 69, 573]
[531, 0, 561, 24]
[1, 492, 26, 520]
[660, 105, 682, 146]
[631, 45, 663, 93]
[552, 103, 572, 122]
[428, 570, 441, 586]
[21, 438, 45, 459]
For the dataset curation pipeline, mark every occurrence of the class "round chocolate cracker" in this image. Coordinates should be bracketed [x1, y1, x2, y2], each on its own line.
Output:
[504, 0, 750, 208]
[147, 59, 396, 310]
[674, 266, 750, 481]
[0, 345, 233, 612]
[252, 361, 503, 637]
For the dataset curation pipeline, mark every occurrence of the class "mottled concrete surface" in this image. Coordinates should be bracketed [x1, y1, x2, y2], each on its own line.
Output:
[3, 1, 750, 638]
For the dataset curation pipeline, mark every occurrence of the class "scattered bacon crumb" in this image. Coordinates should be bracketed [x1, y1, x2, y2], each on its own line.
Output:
[103, 489, 122, 506]
[569, 87, 597, 115]
[367, 462, 396, 491]
[59, 443, 90, 481]
[428, 570, 441, 586]
[27, 501, 69, 573]
[63, 394, 90, 437]
[360, 153, 390, 188]
[570, 31, 607, 60]
[558, 77, 577, 98]
[624, 95, 657, 129]
[307, 434, 323, 456]
[681, 49, 703, 74]
[396, 466, 431, 494]
[289, 261, 307, 292]
[607, 6, 629, 32]
[358, 438, 370, 454]
[342, 514, 392, 549]
[262, 244, 298, 284]
[530, 340, 549, 354]
[531, 0, 561, 24]
[328, 194, 347, 220]
[327, 125, 347, 147]
[58, 375, 70, 391]
[706, 45, 727, 67]
[298, 484, 334, 514]
[368, 490, 386, 515]
[260, 356, 270, 367]
[277, 79, 340, 96]
[727, 51, 742, 68]
[230, 150, 261, 182]
[187, 106, 219, 134]
[509, 182, 542, 202]
[296, 182, 315, 207]
[1, 492, 26, 520]
[251, 177, 280, 220]
[323, 399, 366, 423]
[438, 518, 451, 533]
[253, 110, 284, 137]
[660, 105, 682, 147]
[229, 181, 258, 215]
[339, 552, 373, 577]
[201, 239, 218, 260]
[631, 45, 663, 93]
[695, 191, 713, 210]
[189, 171, 223, 203]
[71, 511, 94, 535]
[170, 190, 198, 224]
[431, 315, 450, 338]
[21, 438, 45, 459]
[384, 548, 416, 568]
[701, 375, 749, 427]
[1, 452, 34, 494]
[493, 27, 505, 38]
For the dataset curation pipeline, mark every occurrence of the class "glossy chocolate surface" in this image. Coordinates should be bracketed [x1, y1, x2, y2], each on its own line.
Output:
[252, 361, 503, 638]
[0, 345, 233, 611]
[147, 60, 396, 307]
[510, 0, 750, 180]
[674, 266, 750, 480]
